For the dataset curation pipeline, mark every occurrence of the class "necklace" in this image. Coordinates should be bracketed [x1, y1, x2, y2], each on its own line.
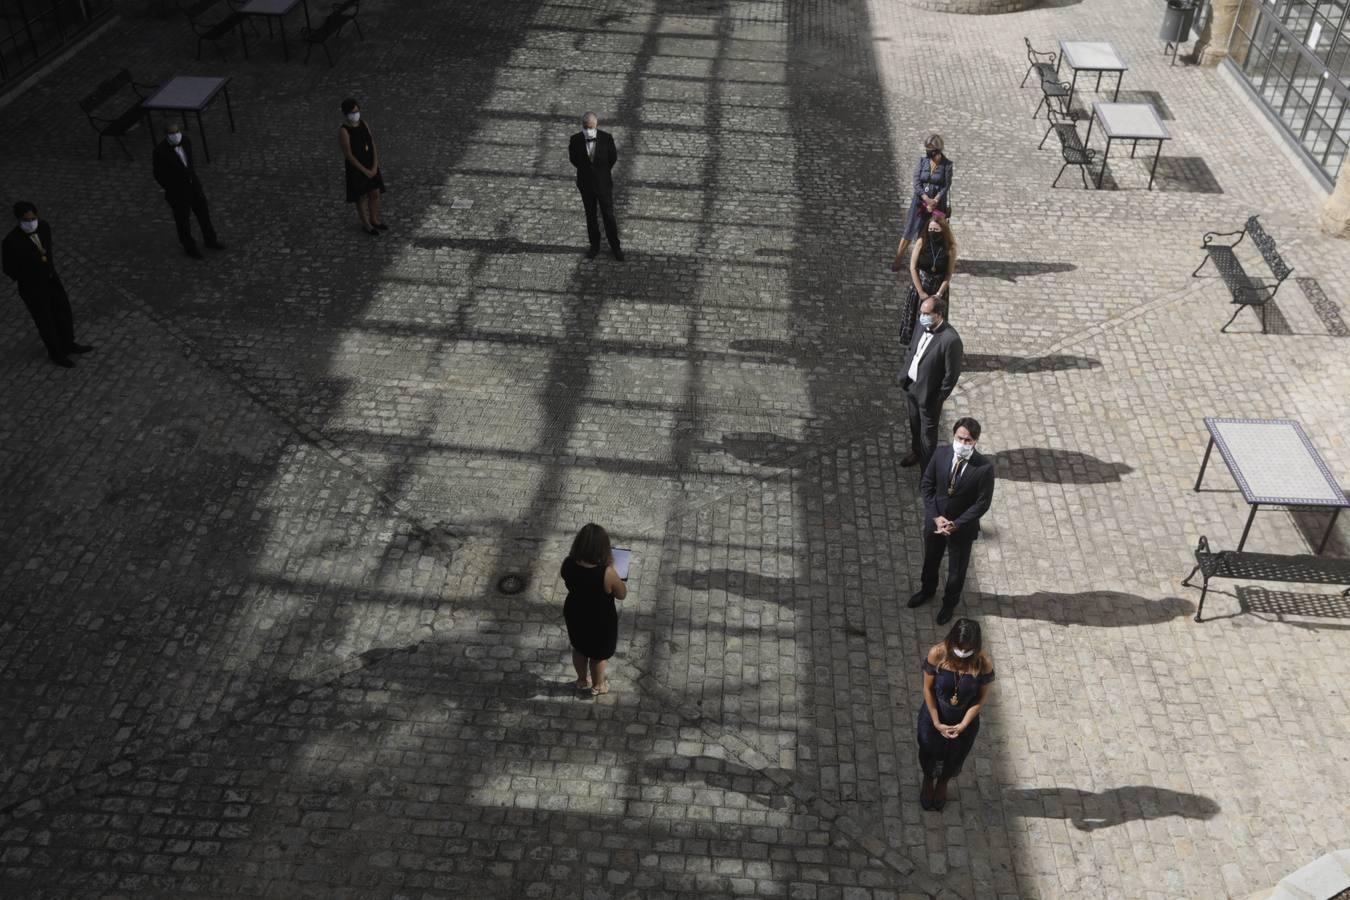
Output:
[949, 667, 962, 705]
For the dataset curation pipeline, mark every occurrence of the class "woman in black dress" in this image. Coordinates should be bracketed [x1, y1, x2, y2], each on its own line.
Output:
[338, 97, 386, 236]
[560, 523, 627, 695]
[900, 210, 956, 346]
[916, 618, 994, 811]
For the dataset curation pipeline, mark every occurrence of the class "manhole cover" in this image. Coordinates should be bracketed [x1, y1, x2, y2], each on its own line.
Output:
[497, 575, 526, 595]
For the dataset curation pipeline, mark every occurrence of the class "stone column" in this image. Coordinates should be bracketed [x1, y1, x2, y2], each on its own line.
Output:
[1321, 166, 1350, 238]
[1194, 0, 1242, 66]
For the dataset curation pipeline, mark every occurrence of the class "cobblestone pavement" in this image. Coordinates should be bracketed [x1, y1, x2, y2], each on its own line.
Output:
[2, 0, 1349, 897]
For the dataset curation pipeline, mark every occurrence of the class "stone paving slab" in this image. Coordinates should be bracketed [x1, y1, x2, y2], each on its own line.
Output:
[1, 0, 1350, 897]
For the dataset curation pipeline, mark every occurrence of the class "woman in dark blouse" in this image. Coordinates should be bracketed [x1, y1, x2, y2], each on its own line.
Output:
[891, 133, 953, 272]
[917, 618, 994, 811]
[560, 523, 628, 695]
[900, 210, 957, 346]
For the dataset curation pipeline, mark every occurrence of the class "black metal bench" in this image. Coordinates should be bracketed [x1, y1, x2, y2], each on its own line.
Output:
[1022, 38, 1057, 88]
[1043, 108, 1095, 189]
[1192, 215, 1293, 334]
[182, 0, 250, 60]
[300, 0, 363, 66]
[78, 69, 158, 161]
[1033, 77, 1072, 120]
[1183, 535, 1350, 622]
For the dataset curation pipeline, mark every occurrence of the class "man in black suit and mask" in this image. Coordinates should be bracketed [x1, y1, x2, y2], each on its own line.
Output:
[2, 201, 93, 368]
[568, 111, 623, 261]
[153, 122, 222, 259]
[910, 417, 995, 624]
[898, 294, 962, 469]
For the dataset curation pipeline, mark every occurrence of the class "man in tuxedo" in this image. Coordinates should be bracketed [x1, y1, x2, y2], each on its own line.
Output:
[898, 295, 962, 469]
[568, 111, 624, 261]
[910, 417, 995, 624]
[2, 201, 93, 368]
[152, 122, 222, 259]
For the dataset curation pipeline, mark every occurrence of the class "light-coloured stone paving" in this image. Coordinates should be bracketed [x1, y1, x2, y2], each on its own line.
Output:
[1, 0, 1348, 897]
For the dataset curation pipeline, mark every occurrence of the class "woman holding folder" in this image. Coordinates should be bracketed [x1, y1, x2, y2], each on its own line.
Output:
[560, 523, 628, 695]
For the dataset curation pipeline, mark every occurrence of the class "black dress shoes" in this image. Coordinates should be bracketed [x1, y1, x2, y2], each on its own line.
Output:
[49, 353, 75, 368]
[907, 591, 933, 608]
[899, 453, 919, 467]
[586, 247, 600, 260]
[67, 343, 94, 354]
[205, 240, 225, 250]
[185, 246, 204, 259]
[936, 604, 957, 626]
[612, 249, 625, 261]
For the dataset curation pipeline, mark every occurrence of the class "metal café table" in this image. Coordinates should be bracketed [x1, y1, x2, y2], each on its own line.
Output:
[1194, 417, 1349, 553]
[1084, 101, 1170, 190]
[239, 0, 311, 61]
[1057, 40, 1128, 109]
[141, 76, 235, 162]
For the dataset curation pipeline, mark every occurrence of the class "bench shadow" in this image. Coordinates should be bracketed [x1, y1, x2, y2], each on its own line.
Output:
[408, 236, 580, 255]
[985, 590, 1194, 626]
[1003, 786, 1220, 832]
[988, 447, 1132, 483]
[961, 259, 1077, 282]
[1196, 585, 1350, 630]
[964, 352, 1100, 373]
[1295, 277, 1350, 337]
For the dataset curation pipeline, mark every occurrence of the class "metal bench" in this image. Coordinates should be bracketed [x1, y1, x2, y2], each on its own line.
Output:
[1183, 535, 1350, 622]
[1021, 37, 1058, 88]
[182, 0, 250, 60]
[1044, 108, 1096, 189]
[1033, 77, 1072, 120]
[1192, 214, 1293, 334]
[77, 69, 158, 161]
[301, 0, 363, 66]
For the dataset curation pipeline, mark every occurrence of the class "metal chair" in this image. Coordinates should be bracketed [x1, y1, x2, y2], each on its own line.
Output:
[1022, 37, 1058, 88]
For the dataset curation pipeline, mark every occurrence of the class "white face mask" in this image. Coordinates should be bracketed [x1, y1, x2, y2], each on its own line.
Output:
[346, 112, 361, 124]
[583, 127, 597, 139]
[167, 132, 183, 146]
[953, 441, 975, 460]
[19, 219, 38, 234]
[951, 647, 974, 659]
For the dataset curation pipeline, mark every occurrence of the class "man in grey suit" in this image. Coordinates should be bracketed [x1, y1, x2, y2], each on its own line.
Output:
[898, 295, 962, 469]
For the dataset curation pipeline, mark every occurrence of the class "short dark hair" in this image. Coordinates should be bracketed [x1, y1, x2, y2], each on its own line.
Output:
[953, 417, 981, 440]
[13, 200, 37, 219]
[340, 97, 359, 114]
[924, 294, 949, 319]
[569, 522, 612, 566]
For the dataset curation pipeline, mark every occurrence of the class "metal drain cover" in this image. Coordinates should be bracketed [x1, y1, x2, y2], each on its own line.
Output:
[496, 574, 526, 595]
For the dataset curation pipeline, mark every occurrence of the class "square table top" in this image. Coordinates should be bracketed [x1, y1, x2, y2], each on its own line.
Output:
[239, 0, 303, 14]
[1094, 102, 1170, 140]
[142, 75, 230, 111]
[1205, 417, 1348, 507]
[1060, 41, 1128, 72]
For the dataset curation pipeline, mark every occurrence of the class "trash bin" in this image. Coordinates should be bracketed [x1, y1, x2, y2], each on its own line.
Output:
[1161, 0, 1197, 43]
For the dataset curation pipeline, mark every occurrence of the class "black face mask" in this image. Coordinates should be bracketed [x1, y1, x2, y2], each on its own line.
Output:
[927, 149, 940, 159]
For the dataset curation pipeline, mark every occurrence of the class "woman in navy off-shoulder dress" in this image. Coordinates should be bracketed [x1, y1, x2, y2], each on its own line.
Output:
[916, 617, 994, 811]
[891, 133, 953, 272]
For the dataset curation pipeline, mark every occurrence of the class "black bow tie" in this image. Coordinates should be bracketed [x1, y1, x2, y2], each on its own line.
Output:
[585, 136, 596, 143]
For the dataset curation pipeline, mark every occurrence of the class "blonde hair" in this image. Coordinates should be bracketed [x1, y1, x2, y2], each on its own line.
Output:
[924, 133, 944, 153]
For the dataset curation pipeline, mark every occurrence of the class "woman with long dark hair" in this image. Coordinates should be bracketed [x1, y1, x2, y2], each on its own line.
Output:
[560, 523, 627, 695]
[900, 210, 957, 346]
[916, 618, 994, 811]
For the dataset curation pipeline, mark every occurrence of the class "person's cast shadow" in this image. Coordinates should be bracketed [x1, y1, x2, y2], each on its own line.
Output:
[1003, 786, 1220, 831]
[987, 447, 1133, 484]
[983, 590, 1194, 626]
